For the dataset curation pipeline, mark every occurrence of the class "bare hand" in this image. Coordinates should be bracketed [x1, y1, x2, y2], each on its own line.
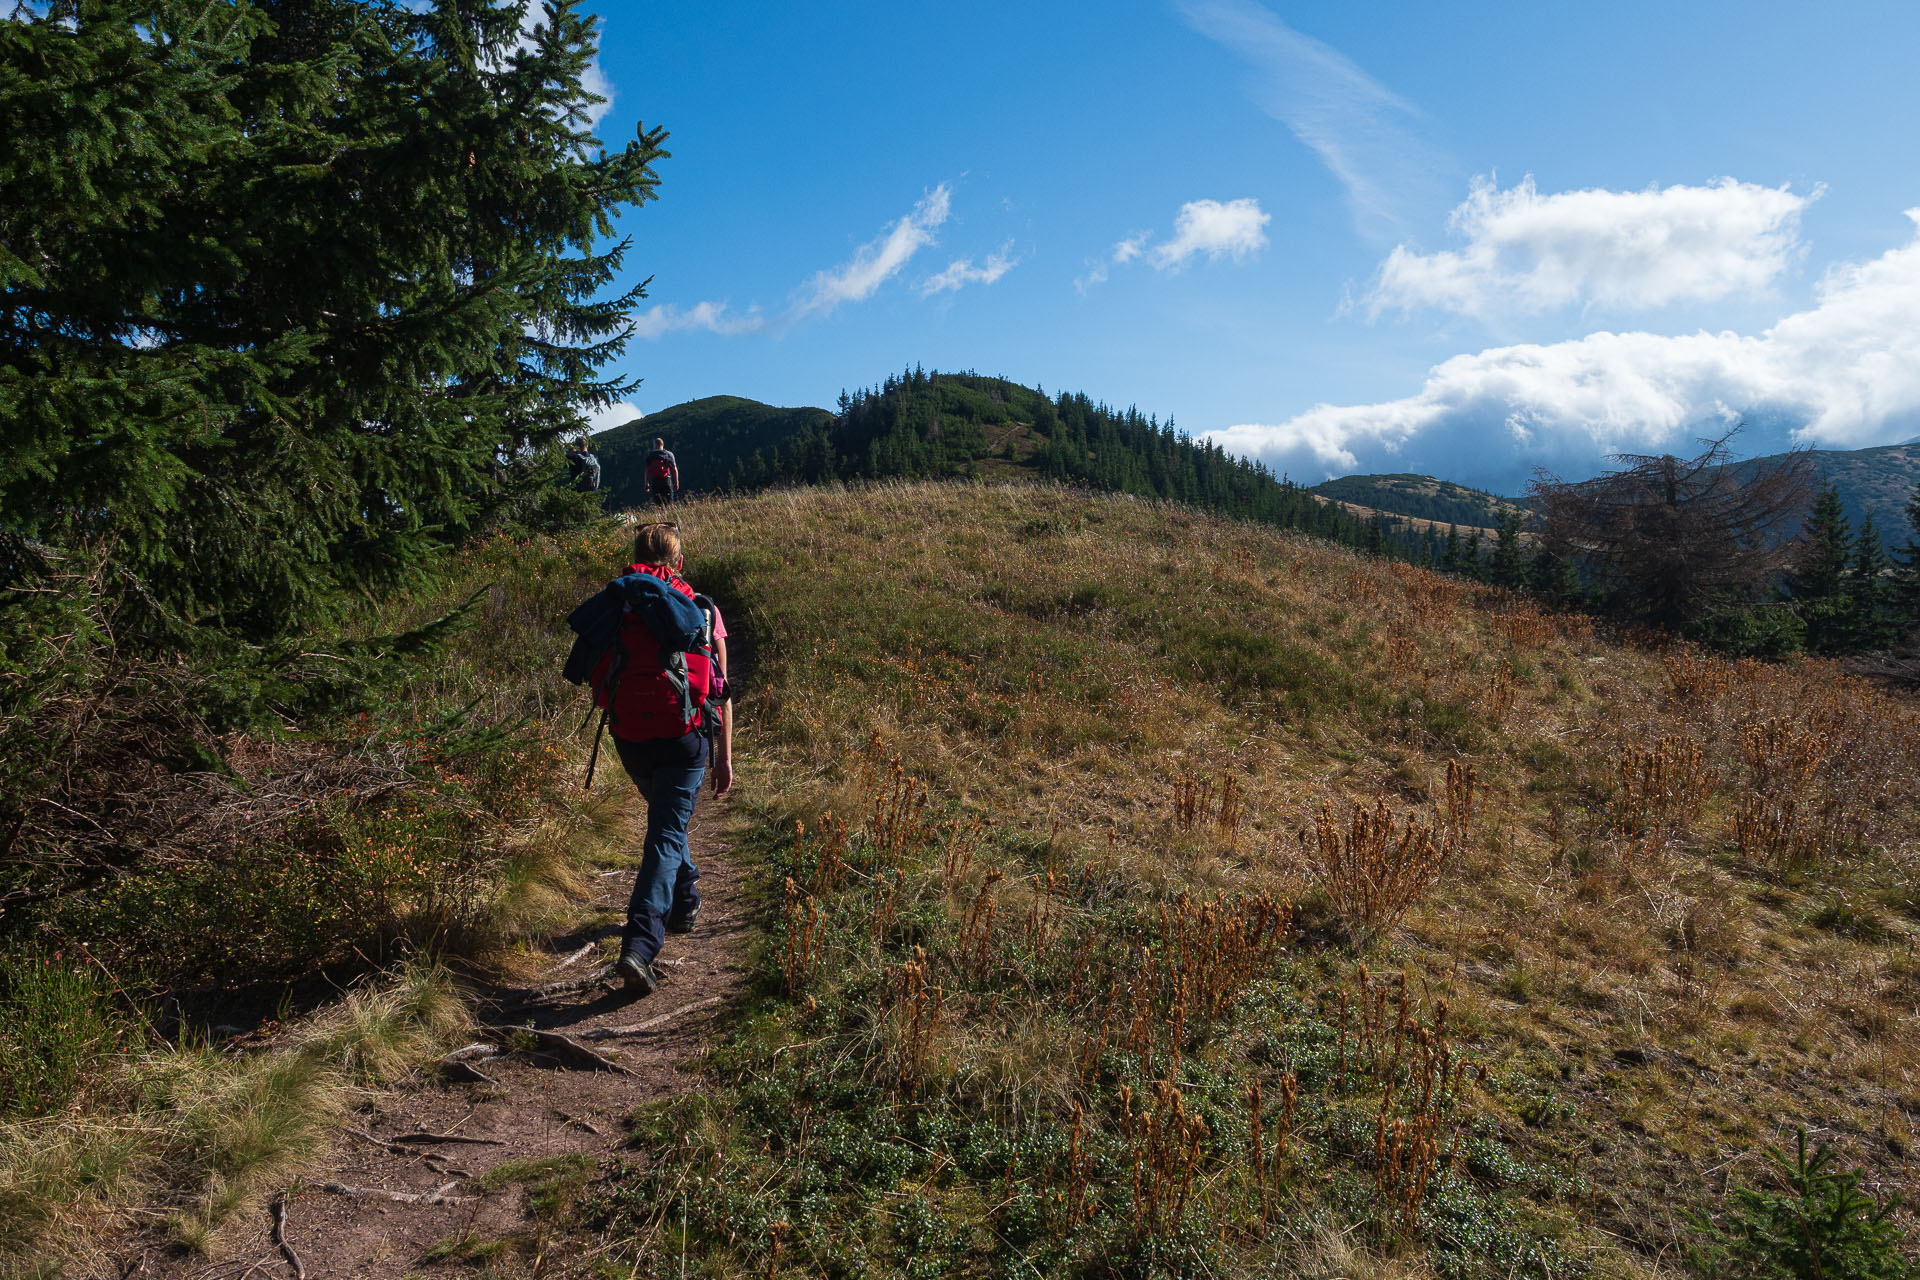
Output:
[712, 757, 734, 798]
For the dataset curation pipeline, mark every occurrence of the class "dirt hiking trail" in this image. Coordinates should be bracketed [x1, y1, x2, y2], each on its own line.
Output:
[135, 804, 748, 1280]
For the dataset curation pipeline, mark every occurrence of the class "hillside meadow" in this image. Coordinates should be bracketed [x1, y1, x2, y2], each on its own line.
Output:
[595, 481, 1920, 1278]
[5, 479, 1917, 1278]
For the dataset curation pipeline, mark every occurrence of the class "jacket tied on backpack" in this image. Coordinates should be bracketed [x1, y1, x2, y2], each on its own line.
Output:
[563, 564, 722, 741]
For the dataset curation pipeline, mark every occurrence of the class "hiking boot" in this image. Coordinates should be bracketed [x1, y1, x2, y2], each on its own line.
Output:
[615, 948, 658, 996]
[666, 902, 701, 935]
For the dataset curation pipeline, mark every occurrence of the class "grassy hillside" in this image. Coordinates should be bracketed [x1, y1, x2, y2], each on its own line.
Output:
[1313, 473, 1523, 531]
[593, 395, 836, 502]
[585, 482, 1920, 1278]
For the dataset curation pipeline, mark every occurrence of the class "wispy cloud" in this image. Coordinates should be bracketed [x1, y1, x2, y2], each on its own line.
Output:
[1177, 0, 1441, 239]
[1369, 176, 1818, 321]
[636, 185, 984, 337]
[791, 185, 953, 320]
[921, 242, 1019, 295]
[1204, 209, 1920, 490]
[1078, 200, 1269, 290]
[630, 301, 766, 339]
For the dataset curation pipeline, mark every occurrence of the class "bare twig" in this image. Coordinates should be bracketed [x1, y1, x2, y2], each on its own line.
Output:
[511, 970, 614, 1002]
[346, 1126, 411, 1155]
[390, 1132, 507, 1147]
[578, 995, 725, 1040]
[315, 1181, 472, 1205]
[271, 1196, 305, 1279]
[478, 1024, 636, 1075]
[548, 941, 598, 972]
[441, 1057, 500, 1085]
[553, 1110, 602, 1135]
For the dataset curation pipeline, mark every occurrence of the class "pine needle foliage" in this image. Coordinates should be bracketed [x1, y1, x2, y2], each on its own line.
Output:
[0, 0, 667, 643]
[1688, 1130, 1914, 1280]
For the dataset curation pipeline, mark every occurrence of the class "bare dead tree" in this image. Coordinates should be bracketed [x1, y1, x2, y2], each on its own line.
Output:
[1529, 433, 1816, 627]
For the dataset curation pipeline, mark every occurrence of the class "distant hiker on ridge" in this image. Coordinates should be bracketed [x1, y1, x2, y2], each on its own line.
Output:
[644, 437, 679, 508]
[561, 521, 734, 996]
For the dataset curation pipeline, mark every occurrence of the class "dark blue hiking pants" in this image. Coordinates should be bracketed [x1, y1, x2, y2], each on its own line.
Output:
[613, 735, 705, 966]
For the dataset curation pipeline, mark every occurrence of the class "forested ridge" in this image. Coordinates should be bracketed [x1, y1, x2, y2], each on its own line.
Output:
[607, 368, 1417, 553]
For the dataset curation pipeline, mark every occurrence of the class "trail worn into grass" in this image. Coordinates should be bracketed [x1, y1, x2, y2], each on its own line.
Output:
[138, 803, 747, 1280]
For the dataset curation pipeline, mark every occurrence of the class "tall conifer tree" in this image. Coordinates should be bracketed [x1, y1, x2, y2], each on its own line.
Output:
[1491, 511, 1524, 588]
[0, 0, 667, 642]
[1894, 477, 1920, 632]
[1794, 482, 1854, 653]
[1844, 512, 1895, 650]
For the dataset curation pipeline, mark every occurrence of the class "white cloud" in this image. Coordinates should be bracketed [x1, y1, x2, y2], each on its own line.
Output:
[1177, 0, 1441, 239]
[1205, 210, 1920, 490]
[790, 185, 953, 319]
[582, 400, 641, 434]
[1078, 202, 1268, 290]
[631, 301, 765, 339]
[1151, 198, 1271, 269]
[921, 243, 1019, 295]
[1370, 176, 1817, 321]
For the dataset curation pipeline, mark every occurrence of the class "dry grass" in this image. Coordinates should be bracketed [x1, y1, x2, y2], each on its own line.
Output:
[662, 481, 1920, 1268]
[0, 960, 473, 1276]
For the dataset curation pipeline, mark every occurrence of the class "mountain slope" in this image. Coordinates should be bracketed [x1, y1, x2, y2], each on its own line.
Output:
[1311, 473, 1523, 531]
[1319, 447, 1920, 550]
[591, 395, 834, 505]
[1804, 442, 1920, 546]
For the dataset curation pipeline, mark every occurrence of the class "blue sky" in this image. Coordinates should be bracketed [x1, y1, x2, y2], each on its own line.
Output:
[578, 0, 1920, 492]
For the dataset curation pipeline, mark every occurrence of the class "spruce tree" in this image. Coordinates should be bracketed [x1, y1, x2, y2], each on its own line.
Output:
[1843, 513, 1895, 651]
[1, 0, 668, 644]
[1529, 546, 1581, 606]
[1491, 511, 1525, 588]
[1794, 482, 1854, 653]
[1894, 477, 1920, 632]
[1795, 483, 1853, 600]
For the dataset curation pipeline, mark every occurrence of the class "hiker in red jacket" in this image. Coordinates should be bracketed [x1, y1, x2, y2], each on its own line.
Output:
[643, 437, 679, 509]
[598, 521, 733, 994]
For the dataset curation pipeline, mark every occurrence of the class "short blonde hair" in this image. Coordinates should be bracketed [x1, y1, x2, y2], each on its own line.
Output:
[632, 522, 681, 566]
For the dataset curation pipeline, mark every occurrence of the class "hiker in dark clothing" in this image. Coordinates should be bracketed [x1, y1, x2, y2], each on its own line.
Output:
[588, 521, 733, 995]
[565, 443, 601, 491]
[643, 437, 679, 508]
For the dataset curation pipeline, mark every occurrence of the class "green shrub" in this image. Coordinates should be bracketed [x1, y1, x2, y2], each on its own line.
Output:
[1683, 603, 1807, 659]
[0, 952, 135, 1120]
